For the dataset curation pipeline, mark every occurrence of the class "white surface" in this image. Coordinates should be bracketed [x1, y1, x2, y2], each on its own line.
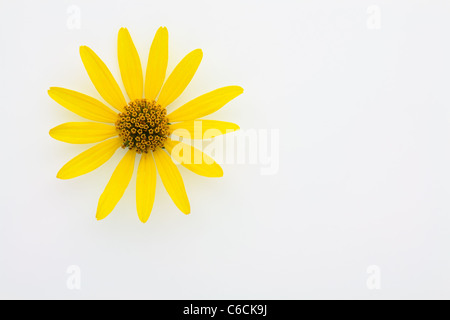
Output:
[1, 0, 450, 299]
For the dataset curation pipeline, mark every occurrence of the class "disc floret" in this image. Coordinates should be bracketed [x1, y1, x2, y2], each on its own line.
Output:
[116, 99, 170, 153]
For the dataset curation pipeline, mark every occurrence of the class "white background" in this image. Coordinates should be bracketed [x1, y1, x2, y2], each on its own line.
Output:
[1, 0, 450, 299]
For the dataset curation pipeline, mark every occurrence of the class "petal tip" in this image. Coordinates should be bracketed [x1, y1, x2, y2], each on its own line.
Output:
[137, 208, 151, 224]
[118, 27, 129, 36]
[96, 209, 107, 221]
[236, 86, 244, 94]
[210, 167, 224, 178]
[190, 48, 203, 60]
[181, 203, 191, 214]
[156, 26, 169, 37]
[79, 45, 92, 57]
[48, 87, 61, 95]
[79, 46, 88, 57]
[233, 123, 241, 131]
[138, 216, 149, 224]
[56, 171, 66, 180]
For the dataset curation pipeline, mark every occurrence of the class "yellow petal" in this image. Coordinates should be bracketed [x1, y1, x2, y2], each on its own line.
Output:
[96, 150, 136, 220]
[164, 139, 223, 178]
[80, 46, 127, 111]
[50, 122, 118, 144]
[118, 28, 143, 101]
[157, 49, 203, 108]
[169, 120, 240, 139]
[136, 152, 156, 223]
[48, 87, 118, 123]
[57, 137, 122, 180]
[153, 148, 190, 214]
[145, 27, 169, 101]
[168, 86, 243, 122]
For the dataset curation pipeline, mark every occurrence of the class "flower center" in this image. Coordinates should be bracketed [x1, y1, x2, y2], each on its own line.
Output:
[115, 99, 170, 154]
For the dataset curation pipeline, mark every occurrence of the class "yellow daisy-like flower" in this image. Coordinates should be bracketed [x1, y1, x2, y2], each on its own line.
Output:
[49, 27, 243, 222]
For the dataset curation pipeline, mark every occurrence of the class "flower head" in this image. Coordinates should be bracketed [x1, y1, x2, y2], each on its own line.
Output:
[49, 27, 243, 222]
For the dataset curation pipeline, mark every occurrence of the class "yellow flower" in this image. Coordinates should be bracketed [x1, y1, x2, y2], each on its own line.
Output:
[49, 27, 243, 222]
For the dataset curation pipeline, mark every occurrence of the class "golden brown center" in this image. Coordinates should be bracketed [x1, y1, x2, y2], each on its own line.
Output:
[115, 99, 170, 153]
